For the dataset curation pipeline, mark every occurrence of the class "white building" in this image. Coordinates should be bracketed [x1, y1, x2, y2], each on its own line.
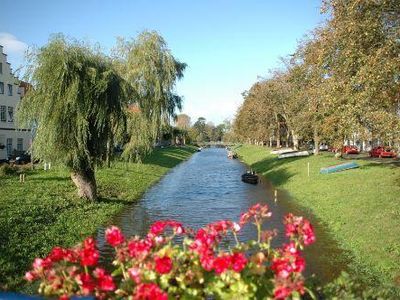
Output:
[0, 45, 31, 161]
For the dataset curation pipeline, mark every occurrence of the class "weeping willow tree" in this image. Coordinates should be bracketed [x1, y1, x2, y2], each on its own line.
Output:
[17, 35, 129, 201]
[114, 31, 186, 160]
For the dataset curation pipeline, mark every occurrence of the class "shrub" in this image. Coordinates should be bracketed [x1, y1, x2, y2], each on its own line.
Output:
[0, 164, 18, 176]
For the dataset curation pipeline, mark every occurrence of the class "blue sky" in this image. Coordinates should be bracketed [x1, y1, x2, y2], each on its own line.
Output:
[0, 0, 326, 124]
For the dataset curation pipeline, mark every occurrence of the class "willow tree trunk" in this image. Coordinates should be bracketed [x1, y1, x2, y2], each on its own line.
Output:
[276, 133, 281, 148]
[286, 132, 290, 148]
[71, 169, 97, 201]
[106, 139, 112, 168]
[292, 130, 299, 150]
[313, 129, 320, 155]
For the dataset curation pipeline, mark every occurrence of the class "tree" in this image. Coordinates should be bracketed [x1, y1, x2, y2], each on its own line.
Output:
[18, 35, 128, 201]
[115, 31, 186, 159]
[175, 114, 191, 131]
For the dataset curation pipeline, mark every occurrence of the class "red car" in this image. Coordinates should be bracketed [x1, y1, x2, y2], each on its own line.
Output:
[369, 146, 397, 158]
[342, 145, 359, 154]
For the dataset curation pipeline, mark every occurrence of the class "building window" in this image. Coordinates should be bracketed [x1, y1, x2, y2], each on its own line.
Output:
[0, 62, 2, 74]
[17, 138, 23, 151]
[8, 107, 14, 122]
[6, 138, 12, 157]
[0, 106, 6, 122]
[0, 82, 4, 94]
[8, 84, 13, 96]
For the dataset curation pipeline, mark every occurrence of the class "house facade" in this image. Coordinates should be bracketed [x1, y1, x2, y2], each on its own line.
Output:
[0, 45, 31, 161]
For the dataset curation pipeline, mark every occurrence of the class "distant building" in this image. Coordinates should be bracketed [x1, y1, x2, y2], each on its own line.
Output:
[0, 45, 31, 161]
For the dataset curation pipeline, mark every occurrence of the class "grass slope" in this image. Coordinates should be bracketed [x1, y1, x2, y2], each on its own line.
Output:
[0, 146, 196, 291]
[236, 144, 400, 287]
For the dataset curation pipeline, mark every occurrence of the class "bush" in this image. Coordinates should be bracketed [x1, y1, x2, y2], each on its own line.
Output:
[0, 164, 18, 176]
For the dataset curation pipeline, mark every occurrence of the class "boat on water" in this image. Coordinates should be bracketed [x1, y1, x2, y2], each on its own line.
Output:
[197, 147, 202, 152]
[227, 151, 237, 159]
[241, 172, 259, 184]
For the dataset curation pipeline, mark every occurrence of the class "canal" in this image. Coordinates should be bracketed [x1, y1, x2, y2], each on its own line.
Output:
[97, 147, 349, 284]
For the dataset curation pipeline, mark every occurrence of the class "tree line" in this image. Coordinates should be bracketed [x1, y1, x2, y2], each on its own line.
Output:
[233, 0, 400, 154]
[17, 31, 185, 201]
[174, 114, 232, 144]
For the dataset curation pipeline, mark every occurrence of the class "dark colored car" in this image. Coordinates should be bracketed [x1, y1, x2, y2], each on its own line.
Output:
[369, 146, 397, 158]
[342, 145, 359, 155]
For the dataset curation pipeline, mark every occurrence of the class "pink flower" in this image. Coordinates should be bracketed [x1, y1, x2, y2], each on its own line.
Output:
[24, 271, 36, 281]
[284, 214, 315, 246]
[200, 252, 215, 271]
[128, 238, 153, 259]
[128, 267, 141, 284]
[154, 256, 173, 274]
[105, 226, 125, 247]
[134, 283, 168, 300]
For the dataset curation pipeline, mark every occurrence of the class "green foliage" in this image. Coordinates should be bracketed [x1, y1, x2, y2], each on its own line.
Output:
[321, 272, 398, 299]
[0, 146, 196, 291]
[0, 164, 18, 176]
[18, 35, 129, 173]
[115, 31, 186, 159]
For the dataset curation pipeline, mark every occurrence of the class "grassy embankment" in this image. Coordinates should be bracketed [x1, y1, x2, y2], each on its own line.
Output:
[236, 144, 400, 287]
[0, 146, 196, 291]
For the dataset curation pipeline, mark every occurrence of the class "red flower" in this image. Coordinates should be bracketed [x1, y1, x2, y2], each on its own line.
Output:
[213, 255, 231, 274]
[80, 248, 99, 267]
[93, 268, 116, 291]
[274, 285, 291, 299]
[134, 283, 168, 300]
[105, 226, 125, 247]
[231, 252, 247, 272]
[154, 256, 173, 274]
[77, 273, 96, 295]
[48, 247, 67, 262]
[149, 220, 184, 236]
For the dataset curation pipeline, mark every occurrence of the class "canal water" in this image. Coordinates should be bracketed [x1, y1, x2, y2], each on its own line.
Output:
[96, 147, 349, 284]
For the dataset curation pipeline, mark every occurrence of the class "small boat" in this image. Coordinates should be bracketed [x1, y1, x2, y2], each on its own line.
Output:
[271, 148, 294, 155]
[320, 162, 359, 174]
[278, 151, 310, 159]
[227, 151, 237, 159]
[197, 147, 202, 152]
[241, 172, 259, 184]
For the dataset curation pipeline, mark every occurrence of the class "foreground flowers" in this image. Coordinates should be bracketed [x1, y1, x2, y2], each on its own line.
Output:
[26, 203, 315, 299]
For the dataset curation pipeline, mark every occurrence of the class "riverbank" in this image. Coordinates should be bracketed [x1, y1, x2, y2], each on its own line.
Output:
[236, 144, 400, 287]
[0, 146, 196, 291]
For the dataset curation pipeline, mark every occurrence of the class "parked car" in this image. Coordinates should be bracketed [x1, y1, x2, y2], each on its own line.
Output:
[9, 152, 31, 165]
[369, 146, 397, 158]
[342, 145, 359, 154]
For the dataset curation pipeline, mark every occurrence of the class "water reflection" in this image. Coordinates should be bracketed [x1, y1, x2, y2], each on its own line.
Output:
[97, 147, 349, 284]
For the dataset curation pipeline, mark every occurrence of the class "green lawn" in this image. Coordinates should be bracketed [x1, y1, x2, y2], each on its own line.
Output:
[0, 146, 196, 291]
[236, 145, 400, 287]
